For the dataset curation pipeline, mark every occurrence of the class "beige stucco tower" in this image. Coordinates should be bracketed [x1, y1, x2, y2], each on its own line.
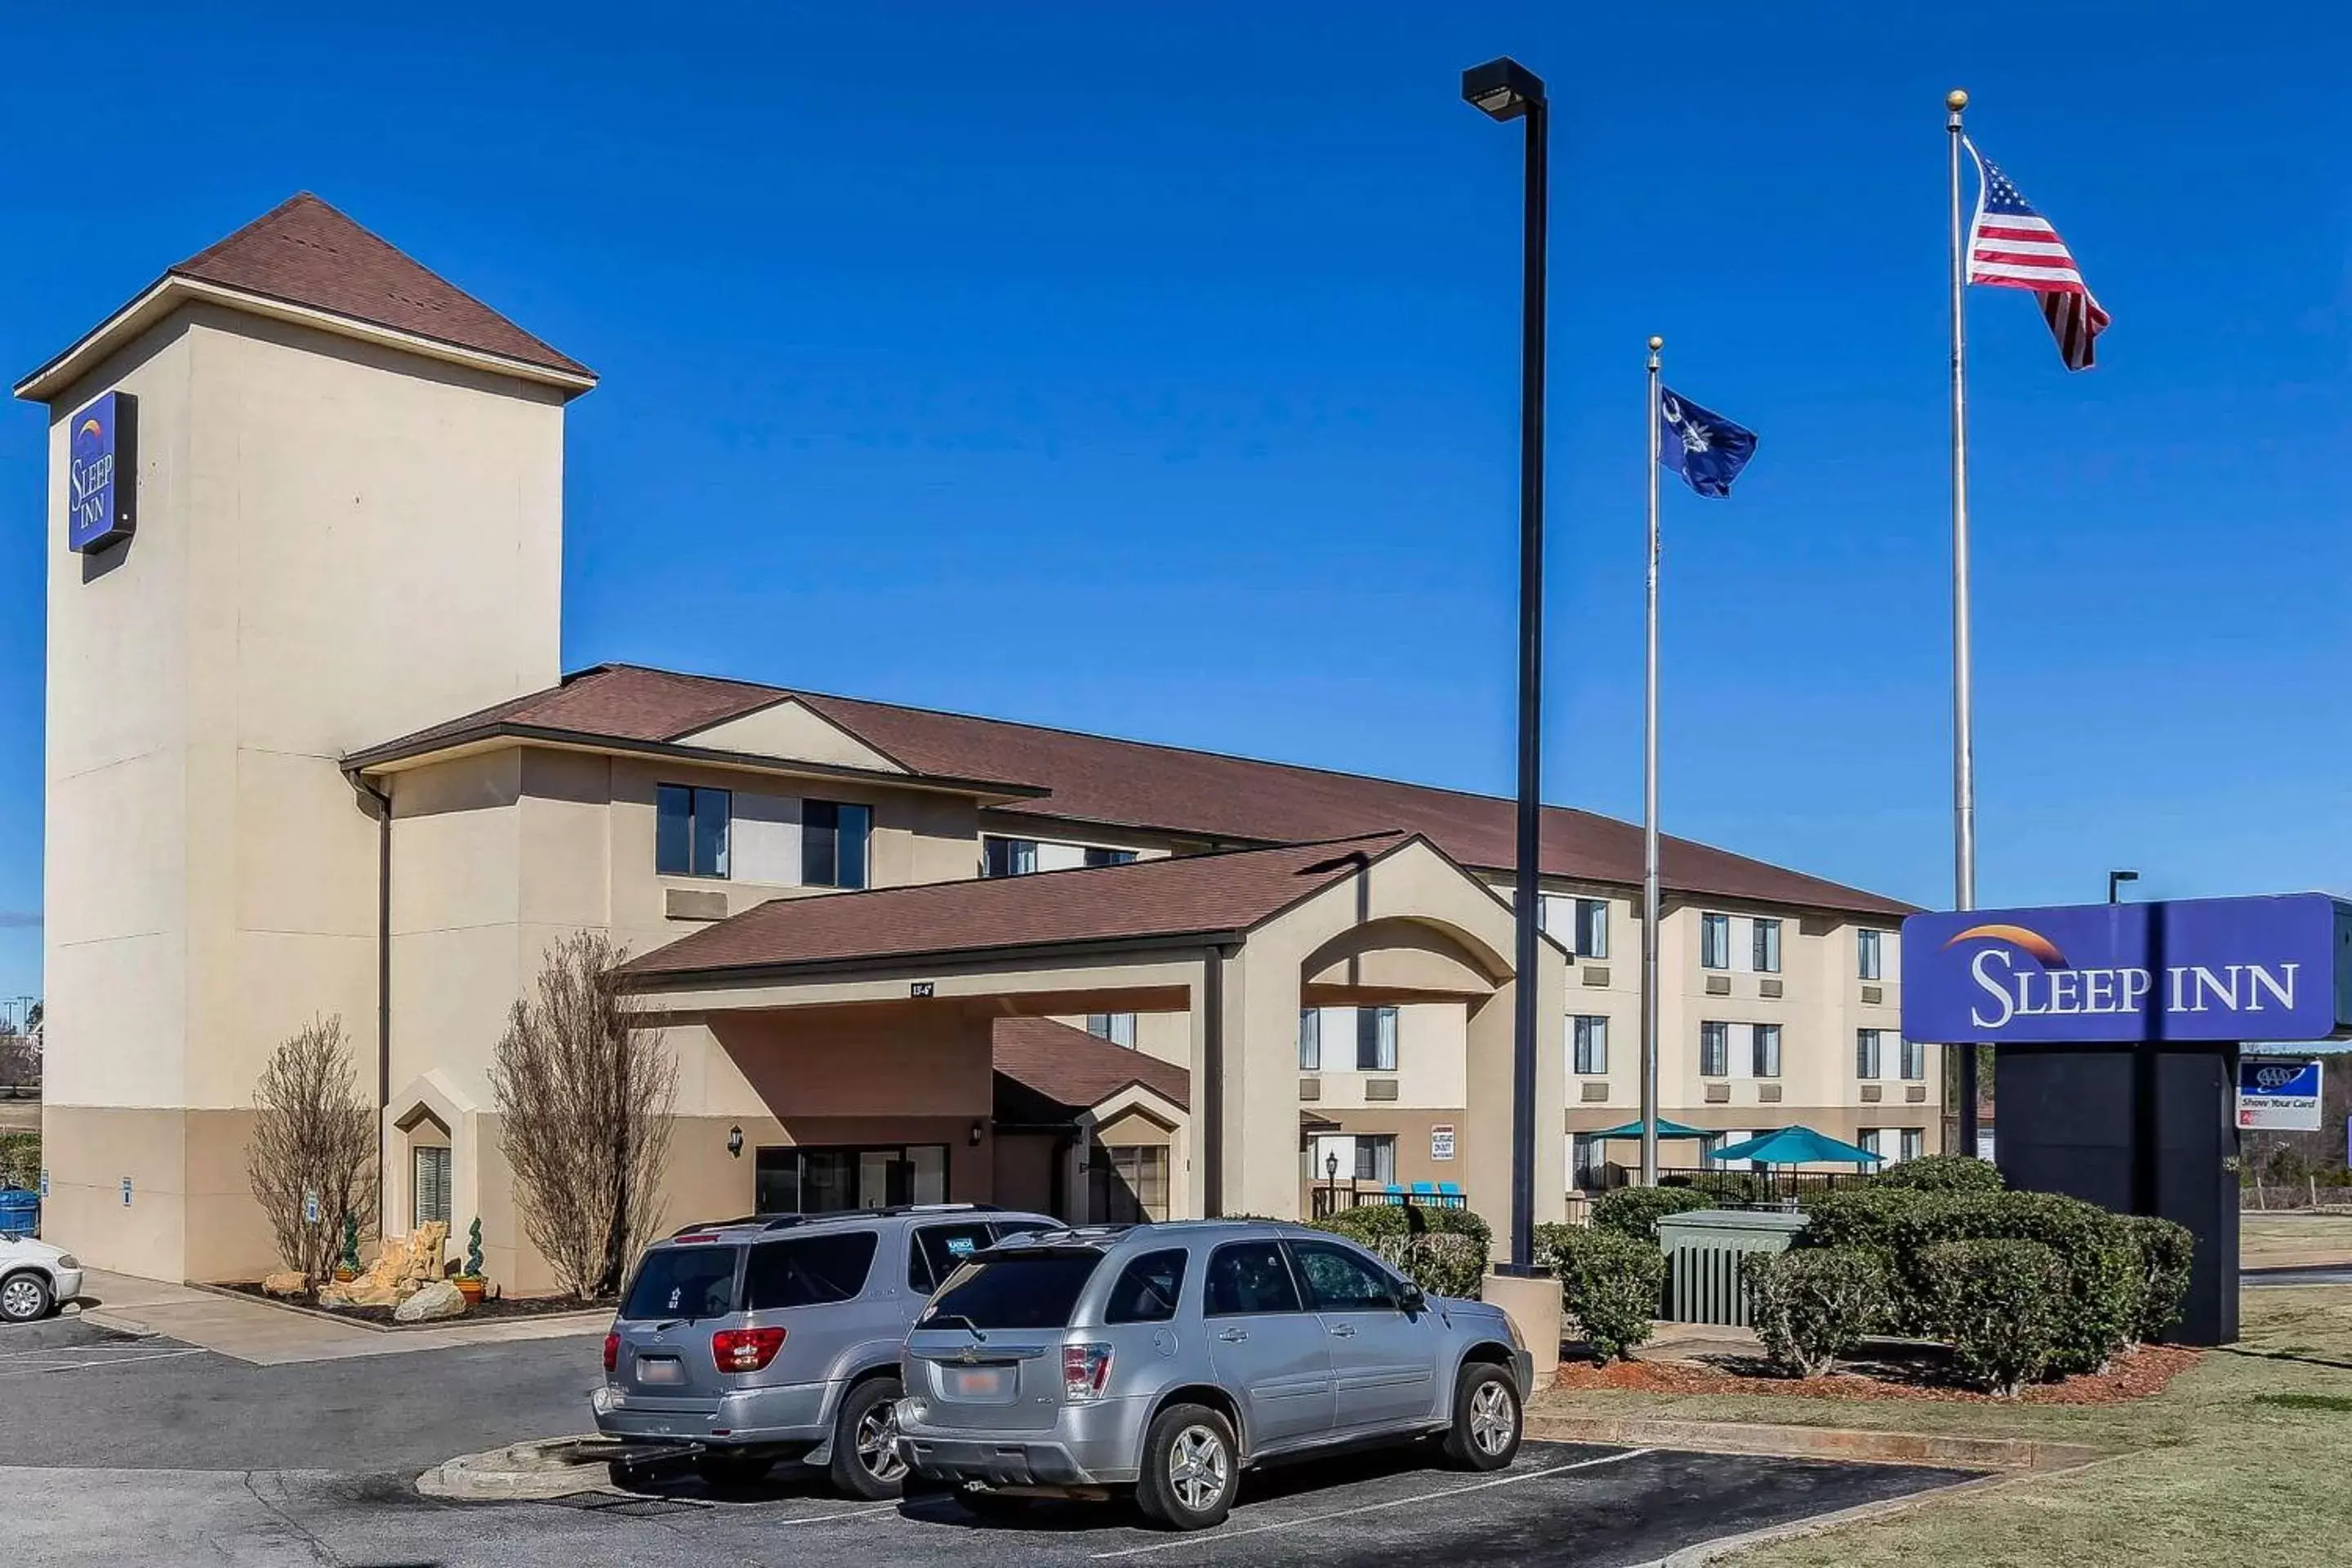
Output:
[15, 195, 594, 1280]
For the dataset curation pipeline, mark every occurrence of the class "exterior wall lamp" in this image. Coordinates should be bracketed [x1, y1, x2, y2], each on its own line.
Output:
[726, 1125, 743, 1159]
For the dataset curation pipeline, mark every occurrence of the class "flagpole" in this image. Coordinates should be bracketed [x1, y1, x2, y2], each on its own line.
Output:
[1641, 336, 1663, 1190]
[1947, 87, 1981, 1159]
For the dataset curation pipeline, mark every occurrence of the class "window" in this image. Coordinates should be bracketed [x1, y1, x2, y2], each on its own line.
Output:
[982, 836, 1039, 878]
[1570, 1133, 1605, 1190]
[925, 1254, 1102, 1330]
[1900, 1128, 1925, 1162]
[1352, 1134, 1397, 1185]
[1752, 1023, 1781, 1078]
[1753, 919, 1782, 973]
[1105, 1249, 1188, 1325]
[624, 1245, 741, 1320]
[753, 1144, 947, 1214]
[1356, 1005, 1399, 1072]
[746, 1231, 879, 1309]
[1856, 1128, 1884, 1158]
[1290, 1241, 1400, 1312]
[412, 1145, 452, 1227]
[1572, 1015, 1609, 1076]
[1205, 1241, 1304, 1316]
[1298, 1009, 1321, 1072]
[1858, 929, 1884, 980]
[907, 1223, 996, 1294]
[656, 784, 731, 878]
[1700, 913, 1731, 969]
[1855, 1029, 1884, 1080]
[1574, 898, 1609, 960]
[1084, 846, 1138, 866]
[1086, 1013, 1138, 1049]
[1090, 1145, 1169, 1224]
[1900, 1038, 1927, 1080]
[800, 800, 870, 889]
[1699, 1021, 1730, 1077]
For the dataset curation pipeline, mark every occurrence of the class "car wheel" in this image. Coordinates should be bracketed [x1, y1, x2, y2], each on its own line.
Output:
[1134, 1403, 1237, 1531]
[829, 1377, 908, 1500]
[693, 1450, 773, 1489]
[0, 1272, 52, 1323]
[1441, 1363, 1521, 1472]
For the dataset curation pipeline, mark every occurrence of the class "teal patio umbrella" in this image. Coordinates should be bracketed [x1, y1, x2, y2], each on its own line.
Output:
[1585, 1117, 1709, 1140]
[1705, 1125, 1884, 1167]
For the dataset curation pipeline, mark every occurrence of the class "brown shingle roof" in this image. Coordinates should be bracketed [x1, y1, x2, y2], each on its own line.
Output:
[621, 835, 1400, 981]
[992, 1018, 1188, 1113]
[168, 194, 592, 378]
[368, 663, 1913, 919]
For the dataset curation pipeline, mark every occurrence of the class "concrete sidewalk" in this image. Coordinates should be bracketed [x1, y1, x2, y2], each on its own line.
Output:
[74, 1269, 608, 1365]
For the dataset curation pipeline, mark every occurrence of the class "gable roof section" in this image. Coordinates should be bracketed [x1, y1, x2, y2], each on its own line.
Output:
[363, 663, 1913, 918]
[17, 194, 592, 400]
[621, 834, 1403, 982]
[992, 1018, 1189, 1116]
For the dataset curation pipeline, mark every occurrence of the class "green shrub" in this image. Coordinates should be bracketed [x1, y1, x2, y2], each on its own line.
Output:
[1967, 1192, 2138, 1374]
[0, 1133, 36, 1190]
[1590, 1185, 1714, 1243]
[2123, 1214, 2195, 1345]
[1873, 1155, 2004, 1195]
[1919, 1238, 2065, 1396]
[1539, 1226, 1665, 1362]
[1311, 1204, 1493, 1301]
[1794, 1187, 1932, 1276]
[1744, 1248, 1893, 1379]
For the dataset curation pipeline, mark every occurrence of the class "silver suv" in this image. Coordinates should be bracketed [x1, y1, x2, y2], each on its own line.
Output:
[893, 1219, 1530, 1530]
[593, 1204, 1058, 1497]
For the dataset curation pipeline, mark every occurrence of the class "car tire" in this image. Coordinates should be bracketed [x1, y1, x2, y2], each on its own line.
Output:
[0, 1271, 52, 1323]
[1134, 1403, 1238, 1531]
[693, 1450, 773, 1489]
[829, 1376, 909, 1500]
[1441, 1363, 1521, 1472]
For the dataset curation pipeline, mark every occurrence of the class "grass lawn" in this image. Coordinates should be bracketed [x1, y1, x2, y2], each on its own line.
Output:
[2241, 1211, 2352, 1269]
[1612, 1287, 2352, 1566]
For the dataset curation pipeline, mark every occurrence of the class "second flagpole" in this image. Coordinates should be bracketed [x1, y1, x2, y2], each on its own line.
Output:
[1641, 335, 1663, 1189]
[1947, 87, 1980, 1159]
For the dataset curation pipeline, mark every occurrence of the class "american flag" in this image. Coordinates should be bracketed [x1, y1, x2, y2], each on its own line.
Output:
[1966, 144, 2109, 370]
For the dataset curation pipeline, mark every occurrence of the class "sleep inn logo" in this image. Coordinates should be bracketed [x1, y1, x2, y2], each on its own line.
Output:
[1943, 922, 2300, 1032]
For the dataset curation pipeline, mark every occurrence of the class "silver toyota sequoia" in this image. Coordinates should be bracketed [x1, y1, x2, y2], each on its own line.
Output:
[593, 1204, 1057, 1496]
[893, 1219, 1530, 1530]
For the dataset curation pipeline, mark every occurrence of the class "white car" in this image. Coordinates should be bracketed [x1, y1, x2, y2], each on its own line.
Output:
[0, 1233, 82, 1322]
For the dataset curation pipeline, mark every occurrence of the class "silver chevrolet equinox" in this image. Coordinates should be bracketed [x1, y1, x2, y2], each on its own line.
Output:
[893, 1219, 1531, 1530]
[593, 1204, 1057, 1496]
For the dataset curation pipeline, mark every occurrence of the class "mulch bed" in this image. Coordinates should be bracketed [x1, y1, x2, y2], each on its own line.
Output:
[1554, 1340, 2202, 1405]
[220, 1281, 614, 1329]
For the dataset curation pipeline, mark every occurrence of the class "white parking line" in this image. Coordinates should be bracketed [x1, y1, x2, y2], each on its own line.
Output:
[1088, 1446, 1659, 1559]
[0, 1348, 210, 1379]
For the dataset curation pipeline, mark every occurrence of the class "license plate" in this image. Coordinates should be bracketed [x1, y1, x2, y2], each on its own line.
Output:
[635, 1356, 684, 1386]
[947, 1366, 1009, 1398]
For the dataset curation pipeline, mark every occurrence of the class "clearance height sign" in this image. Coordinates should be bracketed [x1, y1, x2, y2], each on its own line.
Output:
[1901, 893, 2352, 1046]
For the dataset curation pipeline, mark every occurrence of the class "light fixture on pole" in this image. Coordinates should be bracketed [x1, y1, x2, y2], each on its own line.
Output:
[1461, 54, 1549, 1277]
[2109, 869, 2140, 905]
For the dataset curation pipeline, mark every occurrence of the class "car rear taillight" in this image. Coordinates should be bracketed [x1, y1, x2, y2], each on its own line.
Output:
[712, 1326, 787, 1374]
[1062, 1343, 1114, 1401]
[603, 1332, 619, 1374]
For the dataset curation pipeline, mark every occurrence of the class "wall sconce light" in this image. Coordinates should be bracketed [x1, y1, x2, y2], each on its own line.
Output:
[726, 1125, 744, 1159]
[969, 1121, 986, 1147]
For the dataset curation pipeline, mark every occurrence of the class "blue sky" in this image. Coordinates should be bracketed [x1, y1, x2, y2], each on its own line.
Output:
[2, 4, 2346, 1000]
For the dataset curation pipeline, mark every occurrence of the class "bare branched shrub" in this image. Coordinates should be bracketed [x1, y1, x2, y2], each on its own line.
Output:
[491, 931, 676, 1300]
[247, 1017, 379, 1282]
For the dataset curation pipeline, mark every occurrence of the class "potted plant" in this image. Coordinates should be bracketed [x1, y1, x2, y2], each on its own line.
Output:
[454, 1218, 487, 1306]
[332, 1213, 361, 1283]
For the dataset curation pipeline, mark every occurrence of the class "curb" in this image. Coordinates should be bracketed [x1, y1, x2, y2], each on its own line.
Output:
[418, 1436, 624, 1501]
[77, 1306, 157, 1338]
[182, 1280, 612, 1336]
[1526, 1411, 2105, 1472]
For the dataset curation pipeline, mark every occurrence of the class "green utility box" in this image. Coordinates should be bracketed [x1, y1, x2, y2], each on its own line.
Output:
[1655, 1208, 1809, 1326]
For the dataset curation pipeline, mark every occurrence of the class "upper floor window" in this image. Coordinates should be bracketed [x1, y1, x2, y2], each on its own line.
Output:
[1085, 847, 1138, 867]
[1699, 913, 1731, 969]
[1356, 1006, 1399, 1073]
[1855, 1029, 1884, 1080]
[657, 785, 730, 878]
[1298, 1009, 1321, 1072]
[1752, 1023, 1782, 1078]
[1900, 1037, 1927, 1081]
[1573, 898, 1609, 960]
[802, 800, 871, 889]
[1857, 929, 1885, 981]
[1752, 919, 1782, 974]
[1086, 1013, 1138, 1049]
[982, 836, 1038, 878]
[1571, 1015, 1609, 1076]
[1699, 1021, 1730, 1078]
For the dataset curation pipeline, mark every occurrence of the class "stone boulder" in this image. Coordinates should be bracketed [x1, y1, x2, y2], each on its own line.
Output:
[394, 1280, 468, 1323]
[318, 1281, 401, 1311]
[261, 1272, 308, 1298]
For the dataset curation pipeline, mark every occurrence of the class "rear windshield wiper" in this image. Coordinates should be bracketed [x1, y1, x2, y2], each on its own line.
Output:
[929, 1312, 989, 1343]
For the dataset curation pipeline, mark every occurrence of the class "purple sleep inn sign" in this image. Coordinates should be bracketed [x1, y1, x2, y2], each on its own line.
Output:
[1901, 893, 2352, 1046]
[67, 390, 137, 553]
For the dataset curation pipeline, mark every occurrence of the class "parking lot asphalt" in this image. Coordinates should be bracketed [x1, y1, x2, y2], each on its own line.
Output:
[0, 1318, 1974, 1566]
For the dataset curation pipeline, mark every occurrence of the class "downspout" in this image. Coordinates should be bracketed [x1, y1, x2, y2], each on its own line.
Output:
[347, 768, 393, 1228]
[1201, 944, 1227, 1218]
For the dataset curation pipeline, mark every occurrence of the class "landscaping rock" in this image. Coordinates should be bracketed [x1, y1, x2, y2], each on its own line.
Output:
[394, 1280, 467, 1323]
[261, 1272, 308, 1298]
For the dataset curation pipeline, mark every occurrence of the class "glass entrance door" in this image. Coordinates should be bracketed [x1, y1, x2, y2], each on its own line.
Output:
[754, 1144, 950, 1215]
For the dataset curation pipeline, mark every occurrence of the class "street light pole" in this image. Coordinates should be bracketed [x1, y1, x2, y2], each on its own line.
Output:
[2108, 870, 2140, 905]
[1463, 56, 1549, 1276]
